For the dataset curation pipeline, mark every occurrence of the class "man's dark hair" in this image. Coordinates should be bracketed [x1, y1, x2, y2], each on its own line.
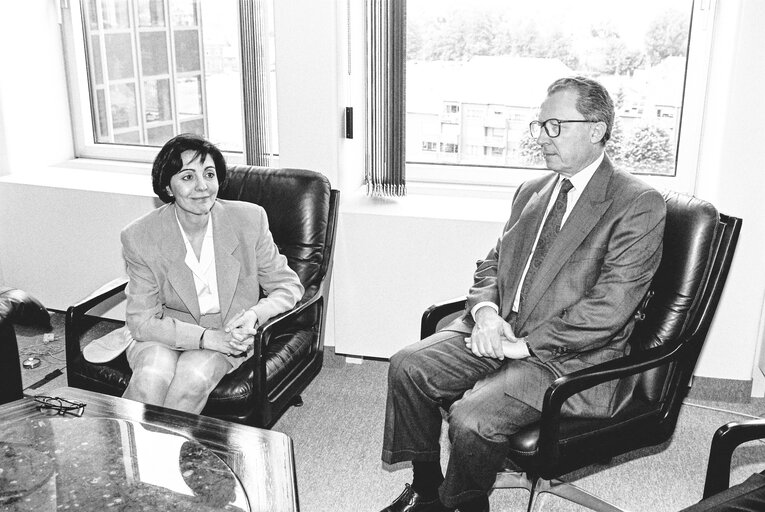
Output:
[152, 133, 227, 203]
[547, 76, 615, 144]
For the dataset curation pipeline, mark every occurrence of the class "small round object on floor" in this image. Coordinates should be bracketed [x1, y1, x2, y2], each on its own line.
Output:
[22, 356, 41, 369]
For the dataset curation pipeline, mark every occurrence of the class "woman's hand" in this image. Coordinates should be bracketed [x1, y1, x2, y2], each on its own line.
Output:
[225, 309, 259, 352]
[201, 311, 258, 355]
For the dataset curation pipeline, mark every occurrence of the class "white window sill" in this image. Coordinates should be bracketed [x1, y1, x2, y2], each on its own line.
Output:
[0, 159, 155, 197]
[1, 158, 520, 225]
[341, 183, 515, 224]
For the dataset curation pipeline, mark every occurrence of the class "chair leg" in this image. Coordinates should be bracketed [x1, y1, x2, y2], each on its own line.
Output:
[492, 471, 537, 512]
[534, 478, 628, 512]
[290, 395, 304, 407]
[494, 471, 629, 512]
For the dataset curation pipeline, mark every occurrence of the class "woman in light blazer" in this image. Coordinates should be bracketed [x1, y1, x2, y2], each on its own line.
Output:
[119, 134, 303, 413]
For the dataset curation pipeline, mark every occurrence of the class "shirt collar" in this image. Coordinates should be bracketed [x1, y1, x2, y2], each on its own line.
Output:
[563, 151, 604, 192]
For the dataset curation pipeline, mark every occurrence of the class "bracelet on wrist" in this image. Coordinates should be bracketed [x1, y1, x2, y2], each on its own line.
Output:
[200, 328, 208, 350]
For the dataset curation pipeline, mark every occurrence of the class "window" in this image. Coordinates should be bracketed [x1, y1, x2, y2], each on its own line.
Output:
[62, 0, 277, 164]
[405, 0, 717, 190]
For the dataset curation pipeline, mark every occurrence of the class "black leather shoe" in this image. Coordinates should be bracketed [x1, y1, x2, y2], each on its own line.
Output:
[379, 484, 452, 512]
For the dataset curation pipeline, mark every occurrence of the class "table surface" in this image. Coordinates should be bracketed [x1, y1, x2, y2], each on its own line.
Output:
[0, 387, 299, 512]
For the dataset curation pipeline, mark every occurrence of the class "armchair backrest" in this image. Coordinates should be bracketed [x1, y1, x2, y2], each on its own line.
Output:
[219, 166, 337, 301]
[627, 191, 741, 406]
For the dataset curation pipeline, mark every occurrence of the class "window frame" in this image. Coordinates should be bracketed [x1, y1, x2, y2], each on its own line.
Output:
[61, 0, 247, 165]
[404, 0, 719, 196]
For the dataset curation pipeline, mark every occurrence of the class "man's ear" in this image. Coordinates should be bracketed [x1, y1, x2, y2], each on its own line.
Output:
[591, 122, 607, 143]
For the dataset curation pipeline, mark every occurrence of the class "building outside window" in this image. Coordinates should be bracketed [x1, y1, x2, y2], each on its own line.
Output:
[406, 0, 697, 178]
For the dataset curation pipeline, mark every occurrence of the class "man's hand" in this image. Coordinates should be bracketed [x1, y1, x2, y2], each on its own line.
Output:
[468, 306, 516, 359]
[464, 333, 530, 360]
[465, 306, 531, 360]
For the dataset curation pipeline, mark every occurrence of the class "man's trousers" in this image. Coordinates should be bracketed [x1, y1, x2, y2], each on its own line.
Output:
[381, 329, 555, 508]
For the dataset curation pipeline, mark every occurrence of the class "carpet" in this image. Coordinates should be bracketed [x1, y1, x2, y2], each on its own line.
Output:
[15, 310, 122, 396]
[12, 313, 765, 511]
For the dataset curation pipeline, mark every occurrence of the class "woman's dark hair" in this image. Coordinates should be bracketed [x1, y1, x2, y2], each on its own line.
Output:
[151, 133, 227, 203]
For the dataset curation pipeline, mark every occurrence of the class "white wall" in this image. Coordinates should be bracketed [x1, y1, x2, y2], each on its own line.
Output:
[0, 1, 73, 175]
[0, 1, 763, 392]
[691, 0, 765, 384]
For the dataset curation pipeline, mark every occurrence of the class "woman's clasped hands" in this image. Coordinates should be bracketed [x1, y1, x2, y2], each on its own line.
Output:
[201, 309, 260, 356]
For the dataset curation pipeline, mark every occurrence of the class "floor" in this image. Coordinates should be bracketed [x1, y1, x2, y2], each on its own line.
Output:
[13, 312, 765, 511]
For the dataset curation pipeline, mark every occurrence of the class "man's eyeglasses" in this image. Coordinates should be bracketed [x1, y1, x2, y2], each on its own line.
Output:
[529, 118, 594, 139]
[34, 396, 87, 417]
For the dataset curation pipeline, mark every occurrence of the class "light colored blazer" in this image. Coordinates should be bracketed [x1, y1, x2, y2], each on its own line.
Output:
[448, 155, 666, 417]
[120, 199, 304, 353]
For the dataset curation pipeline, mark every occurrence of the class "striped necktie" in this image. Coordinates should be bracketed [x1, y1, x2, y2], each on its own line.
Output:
[518, 178, 573, 316]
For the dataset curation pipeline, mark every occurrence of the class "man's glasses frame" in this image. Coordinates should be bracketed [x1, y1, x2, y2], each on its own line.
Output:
[34, 395, 87, 417]
[529, 118, 594, 139]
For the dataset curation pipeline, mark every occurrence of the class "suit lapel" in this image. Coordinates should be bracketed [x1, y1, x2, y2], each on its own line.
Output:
[212, 202, 241, 323]
[516, 158, 614, 330]
[161, 205, 202, 322]
[499, 175, 557, 317]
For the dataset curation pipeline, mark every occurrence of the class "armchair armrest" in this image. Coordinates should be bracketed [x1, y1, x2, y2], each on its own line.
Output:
[538, 340, 685, 460]
[256, 287, 325, 349]
[421, 297, 467, 338]
[69, 277, 129, 316]
[702, 419, 765, 498]
[65, 277, 128, 364]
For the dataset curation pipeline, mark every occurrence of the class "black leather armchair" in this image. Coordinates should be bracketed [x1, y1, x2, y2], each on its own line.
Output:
[679, 419, 765, 511]
[0, 287, 51, 405]
[420, 191, 741, 511]
[65, 166, 339, 428]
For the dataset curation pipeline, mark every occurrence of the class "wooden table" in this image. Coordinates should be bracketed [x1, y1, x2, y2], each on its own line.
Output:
[0, 387, 299, 511]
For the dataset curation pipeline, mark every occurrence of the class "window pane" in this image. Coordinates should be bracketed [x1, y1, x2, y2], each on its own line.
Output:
[114, 130, 141, 144]
[174, 29, 200, 72]
[87, 0, 99, 30]
[176, 76, 202, 115]
[104, 33, 135, 80]
[96, 89, 109, 140]
[406, 0, 693, 176]
[110, 83, 138, 129]
[137, 0, 166, 27]
[171, 0, 199, 27]
[147, 124, 174, 145]
[100, 0, 131, 29]
[79, 0, 254, 153]
[91, 35, 103, 85]
[180, 118, 205, 134]
[144, 78, 172, 122]
[140, 32, 169, 75]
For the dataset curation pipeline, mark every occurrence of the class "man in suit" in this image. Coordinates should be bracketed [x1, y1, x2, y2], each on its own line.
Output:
[379, 76, 666, 512]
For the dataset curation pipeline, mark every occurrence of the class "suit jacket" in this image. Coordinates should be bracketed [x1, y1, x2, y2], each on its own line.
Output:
[120, 199, 304, 352]
[447, 155, 666, 417]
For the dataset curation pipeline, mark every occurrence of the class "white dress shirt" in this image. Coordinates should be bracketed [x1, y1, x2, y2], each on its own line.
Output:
[175, 211, 221, 316]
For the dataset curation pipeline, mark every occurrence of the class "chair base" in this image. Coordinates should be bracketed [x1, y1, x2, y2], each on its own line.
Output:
[493, 471, 628, 512]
